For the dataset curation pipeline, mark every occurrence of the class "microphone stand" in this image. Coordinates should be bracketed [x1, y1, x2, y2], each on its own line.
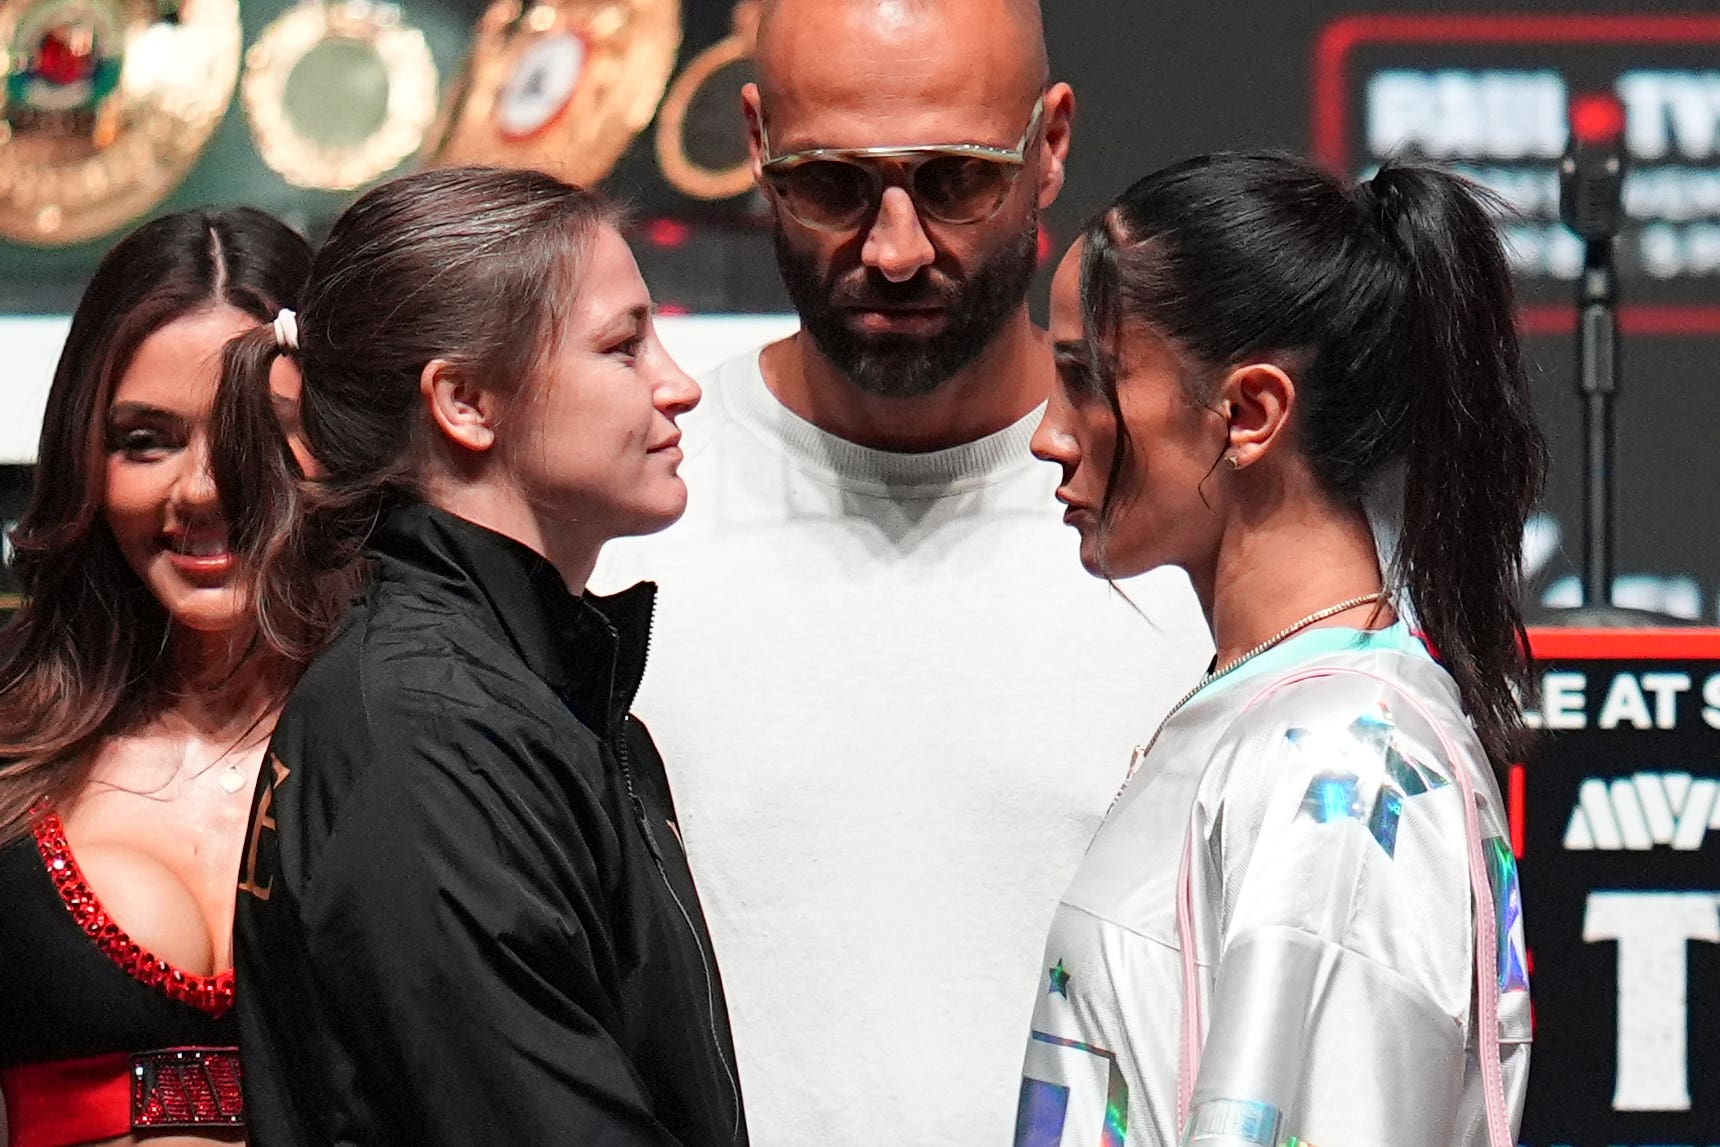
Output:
[1533, 95, 1687, 628]
[1577, 237, 1618, 610]
[1546, 263, 1673, 624]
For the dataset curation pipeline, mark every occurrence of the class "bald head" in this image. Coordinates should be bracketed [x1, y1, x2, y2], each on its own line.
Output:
[743, 0, 1073, 412]
[755, 0, 1049, 115]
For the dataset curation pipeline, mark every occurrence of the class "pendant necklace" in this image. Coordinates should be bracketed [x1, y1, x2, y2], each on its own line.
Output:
[1113, 591, 1390, 806]
[217, 759, 249, 794]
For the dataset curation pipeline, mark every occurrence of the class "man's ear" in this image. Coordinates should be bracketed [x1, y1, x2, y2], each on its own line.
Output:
[742, 82, 766, 188]
[1216, 362, 1296, 471]
[1037, 82, 1075, 210]
[421, 359, 497, 453]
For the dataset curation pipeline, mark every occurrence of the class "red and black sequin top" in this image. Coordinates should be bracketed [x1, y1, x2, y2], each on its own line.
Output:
[0, 809, 237, 1067]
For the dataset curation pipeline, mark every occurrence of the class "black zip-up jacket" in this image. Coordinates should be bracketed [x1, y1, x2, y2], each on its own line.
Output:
[234, 504, 747, 1146]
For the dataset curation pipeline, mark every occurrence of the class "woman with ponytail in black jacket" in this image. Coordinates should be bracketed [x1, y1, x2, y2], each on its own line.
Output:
[1017, 154, 1545, 1147]
[212, 168, 744, 1147]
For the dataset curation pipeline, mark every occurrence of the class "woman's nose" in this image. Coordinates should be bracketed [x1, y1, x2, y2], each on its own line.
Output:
[173, 436, 221, 509]
[1030, 413, 1081, 473]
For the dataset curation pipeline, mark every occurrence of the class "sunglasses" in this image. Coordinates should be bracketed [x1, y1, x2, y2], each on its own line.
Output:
[759, 97, 1046, 232]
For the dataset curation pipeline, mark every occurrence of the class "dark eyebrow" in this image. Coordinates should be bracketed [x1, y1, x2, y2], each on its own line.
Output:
[107, 402, 183, 422]
[1052, 340, 1100, 396]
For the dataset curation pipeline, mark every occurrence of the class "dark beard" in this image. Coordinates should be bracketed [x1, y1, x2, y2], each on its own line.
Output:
[773, 213, 1040, 399]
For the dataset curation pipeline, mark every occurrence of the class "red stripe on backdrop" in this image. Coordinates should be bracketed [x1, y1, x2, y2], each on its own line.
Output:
[1528, 628, 1720, 661]
[1520, 305, 1720, 337]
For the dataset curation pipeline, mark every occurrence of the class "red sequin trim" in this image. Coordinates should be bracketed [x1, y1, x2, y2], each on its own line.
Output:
[32, 812, 236, 1017]
[133, 1047, 245, 1127]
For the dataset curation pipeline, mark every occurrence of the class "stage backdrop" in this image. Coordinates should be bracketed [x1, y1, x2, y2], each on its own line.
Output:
[2, 3, 1718, 1145]
[2, 0, 1716, 619]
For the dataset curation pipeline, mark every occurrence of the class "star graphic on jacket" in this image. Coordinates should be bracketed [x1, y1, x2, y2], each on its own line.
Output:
[1048, 960, 1071, 998]
[1288, 703, 1452, 857]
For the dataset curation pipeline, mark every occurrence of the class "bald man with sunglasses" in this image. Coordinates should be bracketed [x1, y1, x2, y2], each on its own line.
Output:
[594, 1, 1209, 1142]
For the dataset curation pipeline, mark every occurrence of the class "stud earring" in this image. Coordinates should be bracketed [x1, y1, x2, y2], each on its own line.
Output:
[1224, 454, 1243, 471]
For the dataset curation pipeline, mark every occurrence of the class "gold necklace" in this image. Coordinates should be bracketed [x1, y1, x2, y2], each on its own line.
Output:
[1116, 591, 1390, 800]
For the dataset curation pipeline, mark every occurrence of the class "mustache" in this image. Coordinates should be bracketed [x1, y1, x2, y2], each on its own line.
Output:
[827, 269, 962, 311]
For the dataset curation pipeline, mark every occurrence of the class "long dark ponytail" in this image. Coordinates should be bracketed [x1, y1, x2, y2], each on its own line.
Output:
[1082, 152, 1547, 770]
[1368, 164, 1545, 769]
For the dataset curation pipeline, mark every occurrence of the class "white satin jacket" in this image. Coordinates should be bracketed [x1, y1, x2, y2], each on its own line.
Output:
[1017, 623, 1531, 1147]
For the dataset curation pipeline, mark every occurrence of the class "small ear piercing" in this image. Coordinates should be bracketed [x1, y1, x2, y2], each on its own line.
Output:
[1224, 454, 1242, 471]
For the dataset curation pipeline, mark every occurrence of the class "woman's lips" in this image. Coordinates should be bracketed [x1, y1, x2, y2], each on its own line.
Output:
[648, 432, 683, 465]
[1056, 493, 1096, 528]
[162, 526, 237, 580]
[165, 550, 238, 579]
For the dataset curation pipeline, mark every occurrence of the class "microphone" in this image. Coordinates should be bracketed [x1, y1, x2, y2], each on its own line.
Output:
[1559, 92, 1629, 612]
[1539, 90, 1687, 623]
[1559, 92, 1628, 242]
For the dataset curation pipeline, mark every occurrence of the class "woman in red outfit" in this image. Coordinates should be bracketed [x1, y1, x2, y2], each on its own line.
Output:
[0, 208, 310, 1147]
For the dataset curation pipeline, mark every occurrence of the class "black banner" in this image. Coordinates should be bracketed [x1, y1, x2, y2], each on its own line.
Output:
[1521, 629, 1720, 1147]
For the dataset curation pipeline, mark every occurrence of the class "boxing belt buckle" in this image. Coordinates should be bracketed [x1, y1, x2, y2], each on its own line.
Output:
[131, 1047, 245, 1129]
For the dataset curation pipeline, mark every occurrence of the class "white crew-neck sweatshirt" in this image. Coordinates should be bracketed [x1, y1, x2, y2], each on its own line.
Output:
[594, 348, 1212, 1146]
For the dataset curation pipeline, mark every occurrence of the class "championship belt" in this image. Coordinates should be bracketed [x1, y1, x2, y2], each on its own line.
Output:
[426, 0, 679, 187]
[242, 0, 439, 191]
[654, 0, 755, 201]
[0, 0, 240, 245]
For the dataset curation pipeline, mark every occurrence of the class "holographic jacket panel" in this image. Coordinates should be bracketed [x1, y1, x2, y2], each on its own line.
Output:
[1019, 630, 1530, 1147]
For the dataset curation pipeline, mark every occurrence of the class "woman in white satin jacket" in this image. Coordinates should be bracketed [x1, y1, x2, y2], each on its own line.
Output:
[1019, 152, 1543, 1147]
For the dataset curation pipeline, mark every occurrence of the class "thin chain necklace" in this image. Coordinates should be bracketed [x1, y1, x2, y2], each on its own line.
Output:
[1114, 591, 1390, 803]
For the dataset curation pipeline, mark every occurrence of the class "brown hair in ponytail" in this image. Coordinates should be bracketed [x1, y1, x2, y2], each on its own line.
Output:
[213, 166, 613, 662]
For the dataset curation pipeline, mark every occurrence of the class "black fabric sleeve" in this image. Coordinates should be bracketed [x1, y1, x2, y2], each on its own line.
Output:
[294, 694, 679, 1146]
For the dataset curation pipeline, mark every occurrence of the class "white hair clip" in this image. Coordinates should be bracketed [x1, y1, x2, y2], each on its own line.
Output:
[272, 308, 299, 352]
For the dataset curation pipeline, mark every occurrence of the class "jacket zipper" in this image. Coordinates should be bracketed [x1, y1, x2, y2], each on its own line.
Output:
[616, 733, 743, 1142]
[614, 600, 742, 1141]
